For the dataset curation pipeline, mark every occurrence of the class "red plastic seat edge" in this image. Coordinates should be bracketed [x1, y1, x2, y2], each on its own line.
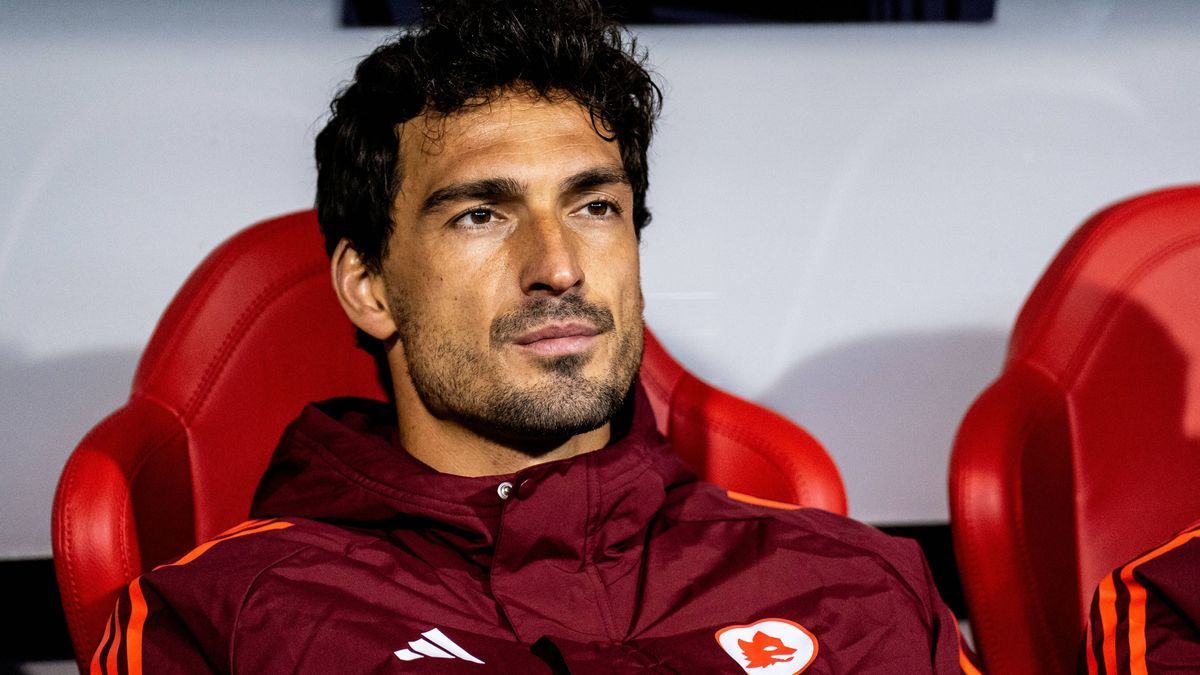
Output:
[950, 366, 1075, 675]
[52, 398, 192, 673]
[673, 372, 847, 514]
[645, 330, 846, 515]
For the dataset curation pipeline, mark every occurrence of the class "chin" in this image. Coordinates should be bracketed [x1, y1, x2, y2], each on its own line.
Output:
[534, 352, 593, 377]
[468, 370, 633, 444]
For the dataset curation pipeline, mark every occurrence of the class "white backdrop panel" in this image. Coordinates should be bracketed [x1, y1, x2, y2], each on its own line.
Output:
[2, 0, 1198, 558]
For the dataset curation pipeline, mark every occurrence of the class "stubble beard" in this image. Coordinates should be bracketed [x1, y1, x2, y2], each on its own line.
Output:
[387, 290, 644, 451]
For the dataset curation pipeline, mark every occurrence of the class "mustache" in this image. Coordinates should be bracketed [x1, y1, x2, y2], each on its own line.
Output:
[490, 294, 615, 346]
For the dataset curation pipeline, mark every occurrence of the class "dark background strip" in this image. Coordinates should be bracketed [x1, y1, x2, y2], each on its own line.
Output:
[342, 0, 996, 26]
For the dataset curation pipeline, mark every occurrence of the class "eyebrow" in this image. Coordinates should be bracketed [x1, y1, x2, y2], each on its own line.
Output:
[420, 177, 526, 215]
[560, 165, 630, 193]
[419, 166, 630, 216]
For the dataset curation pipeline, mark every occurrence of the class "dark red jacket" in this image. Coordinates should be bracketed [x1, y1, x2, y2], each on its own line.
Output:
[94, 389, 980, 673]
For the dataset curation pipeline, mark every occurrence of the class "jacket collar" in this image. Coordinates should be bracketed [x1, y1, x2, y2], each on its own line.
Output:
[252, 383, 695, 569]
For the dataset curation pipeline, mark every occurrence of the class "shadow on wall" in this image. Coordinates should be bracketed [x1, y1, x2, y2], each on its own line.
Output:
[0, 345, 140, 558]
[760, 328, 1009, 523]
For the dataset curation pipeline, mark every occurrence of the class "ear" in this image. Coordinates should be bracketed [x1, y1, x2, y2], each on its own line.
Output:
[331, 239, 397, 340]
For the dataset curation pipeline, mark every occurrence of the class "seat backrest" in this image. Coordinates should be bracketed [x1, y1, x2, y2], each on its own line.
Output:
[950, 185, 1200, 675]
[52, 210, 844, 671]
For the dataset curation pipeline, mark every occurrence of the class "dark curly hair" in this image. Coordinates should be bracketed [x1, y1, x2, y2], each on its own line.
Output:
[314, 0, 663, 272]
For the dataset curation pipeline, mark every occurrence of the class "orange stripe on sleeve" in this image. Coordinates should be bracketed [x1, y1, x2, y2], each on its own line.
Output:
[1097, 572, 1120, 675]
[154, 521, 293, 571]
[726, 490, 801, 510]
[958, 645, 982, 675]
[121, 520, 294, 675]
[125, 578, 148, 675]
[1118, 529, 1200, 675]
[216, 518, 276, 538]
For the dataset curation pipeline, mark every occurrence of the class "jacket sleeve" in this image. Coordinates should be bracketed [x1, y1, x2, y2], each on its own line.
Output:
[90, 575, 220, 674]
[1079, 524, 1200, 674]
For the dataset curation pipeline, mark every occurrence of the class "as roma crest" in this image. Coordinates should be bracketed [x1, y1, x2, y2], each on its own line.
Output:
[714, 618, 818, 674]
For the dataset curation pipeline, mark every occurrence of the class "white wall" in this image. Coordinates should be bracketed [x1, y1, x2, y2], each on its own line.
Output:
[2, 0, 1198, 559]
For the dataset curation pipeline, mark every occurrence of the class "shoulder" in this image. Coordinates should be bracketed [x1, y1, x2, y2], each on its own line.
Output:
[1130, 523, 1200, 594]
[154, 517, 349, 567]
[136, 517, 371, 603]
[1095, 521, 1200, 620]
[671, 482, 934, 595]
[92, 518, 359, 673]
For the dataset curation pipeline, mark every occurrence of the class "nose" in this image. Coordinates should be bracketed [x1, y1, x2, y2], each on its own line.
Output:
[517, 212, 584, 296]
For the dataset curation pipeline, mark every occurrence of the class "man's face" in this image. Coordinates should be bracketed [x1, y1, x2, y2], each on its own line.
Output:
[380, 90, 644, 445]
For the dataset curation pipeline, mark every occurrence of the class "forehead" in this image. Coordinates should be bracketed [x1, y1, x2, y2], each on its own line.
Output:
[395, 92, 622, 196]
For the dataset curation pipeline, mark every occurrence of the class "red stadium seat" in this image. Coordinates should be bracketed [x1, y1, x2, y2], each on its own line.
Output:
[52, 209, 844, 671]
[950, 185, 1200, 675]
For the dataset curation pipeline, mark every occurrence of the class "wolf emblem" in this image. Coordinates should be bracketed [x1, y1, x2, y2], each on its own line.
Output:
[715, 618, 818, 674]
[739, 631, 797, 667]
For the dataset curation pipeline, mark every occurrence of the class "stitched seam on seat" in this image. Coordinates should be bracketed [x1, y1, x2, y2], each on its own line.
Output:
[57, 402, 184, 664]
[671, 400, 809, 504]
[960, 376, 1069, 675]
[116, 403, 189, 579]
[140, 219, 296, 390]
[639, 365, 674, 418]
[1008, 413, 1068, 672]
[1061, 234, 1200, 386]
[1019, 190, 1184, 360]
[57, 450, 90, 662]
[641, 369, 671, 403]
[181, 258, 328, 421]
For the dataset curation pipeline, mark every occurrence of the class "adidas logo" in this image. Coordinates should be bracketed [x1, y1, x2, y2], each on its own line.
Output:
[394, 627, 485, 664]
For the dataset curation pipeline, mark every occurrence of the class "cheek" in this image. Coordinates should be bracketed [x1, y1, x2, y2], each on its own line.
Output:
[388, 256, 455, 332]
[608, 235, 642, 303]
[580, 232, 642, 322]
[408, 249, 511, 338]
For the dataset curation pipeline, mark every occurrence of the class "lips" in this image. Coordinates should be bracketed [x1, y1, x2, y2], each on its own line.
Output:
[514, 322, 600, 344]
[512, 322, 602, 357]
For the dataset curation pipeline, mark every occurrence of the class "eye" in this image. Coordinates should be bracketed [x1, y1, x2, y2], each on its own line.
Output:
[579, 200, 622, 218]
[452, 207, 501, 229]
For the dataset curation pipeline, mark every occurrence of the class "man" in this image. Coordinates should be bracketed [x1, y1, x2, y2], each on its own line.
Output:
[1080, 520, 1200, 673]
[92, 1, 980, 672]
